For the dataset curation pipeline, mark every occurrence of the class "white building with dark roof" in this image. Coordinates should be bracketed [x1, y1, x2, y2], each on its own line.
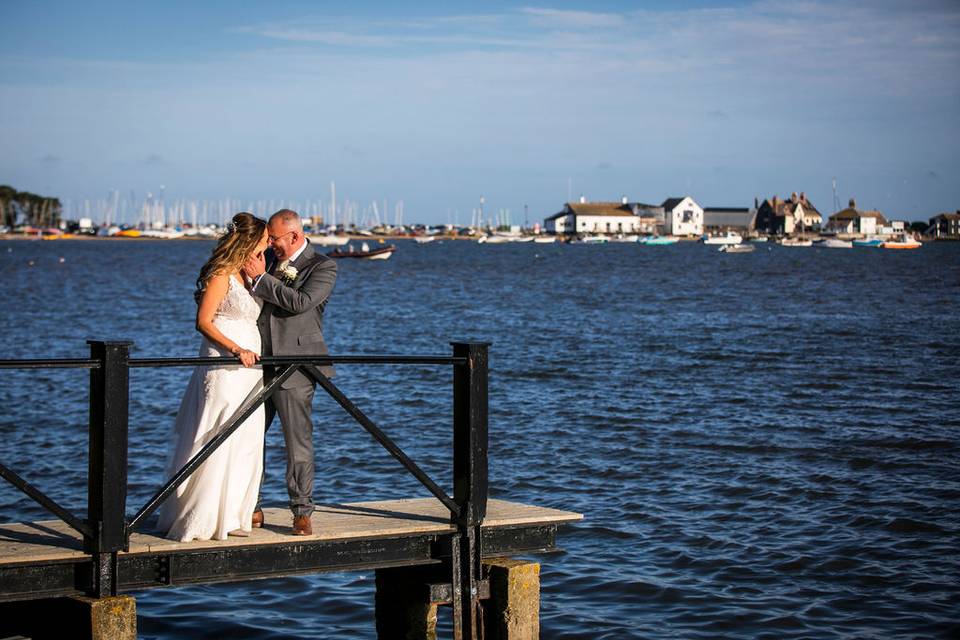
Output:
[544, 198, 655, 235]
[826, 199, 888, 236]
[661, 196, 703, 236]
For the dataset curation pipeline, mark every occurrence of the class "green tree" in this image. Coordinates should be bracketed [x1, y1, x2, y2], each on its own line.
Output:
[0, 185, 62, 228]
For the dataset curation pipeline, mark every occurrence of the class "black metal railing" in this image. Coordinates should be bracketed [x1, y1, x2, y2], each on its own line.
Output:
[0, 340, 489, 640]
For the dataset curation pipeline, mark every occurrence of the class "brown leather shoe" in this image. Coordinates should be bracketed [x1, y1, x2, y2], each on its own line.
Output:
[251, 510, 264, 528]
[292, 514, 313, 536]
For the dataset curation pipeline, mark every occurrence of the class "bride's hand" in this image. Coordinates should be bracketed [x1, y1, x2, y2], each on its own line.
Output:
[235, 348, 260, 368]
[243, 252, 266, 278]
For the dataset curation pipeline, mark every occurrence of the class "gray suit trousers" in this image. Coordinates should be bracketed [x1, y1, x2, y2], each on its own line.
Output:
[262, 384, 316, 517]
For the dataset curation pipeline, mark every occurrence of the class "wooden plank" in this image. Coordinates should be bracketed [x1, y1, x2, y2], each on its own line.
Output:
[0, 498, 582, 566]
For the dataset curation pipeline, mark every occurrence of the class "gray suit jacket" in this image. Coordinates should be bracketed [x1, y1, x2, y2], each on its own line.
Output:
[253, 241, 338, 388]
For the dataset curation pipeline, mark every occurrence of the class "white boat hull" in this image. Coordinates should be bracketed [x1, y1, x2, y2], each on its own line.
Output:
[703, 233, 743, 245]
[310, 235, 351, 246]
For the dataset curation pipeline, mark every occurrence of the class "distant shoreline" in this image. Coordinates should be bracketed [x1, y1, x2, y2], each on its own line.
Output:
[0, 233, 477, 242]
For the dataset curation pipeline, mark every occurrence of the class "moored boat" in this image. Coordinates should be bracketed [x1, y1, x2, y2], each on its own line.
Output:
[818, 238, 853, 248]
[640, 235, 678, 245]
[702, 231, 743, 245]
[328, 242, 396, 260]
[852, 237, 883, 247]
[718, 243, 754, 253]
[780, 237, 813, 247]
[574, 235, 608, 244]
[533, 235, 557, 244]
[310, 234, 351, 246]
[882, 234, 922, 250]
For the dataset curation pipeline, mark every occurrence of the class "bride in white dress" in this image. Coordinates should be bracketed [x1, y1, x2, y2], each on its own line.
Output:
[159, 213, 269, 541]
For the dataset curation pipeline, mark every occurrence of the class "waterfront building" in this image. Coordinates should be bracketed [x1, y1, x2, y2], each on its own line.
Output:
[927, 212, 960, 238]
[825, 199, 889, 236]
[544, 197, 654, 235]
[661, 196, 704, 236]
[755, 192, 823, 235]
[703, 206, 757, 233]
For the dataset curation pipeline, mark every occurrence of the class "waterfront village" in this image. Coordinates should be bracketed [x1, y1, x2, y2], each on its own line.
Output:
[2, 184, 959, 248]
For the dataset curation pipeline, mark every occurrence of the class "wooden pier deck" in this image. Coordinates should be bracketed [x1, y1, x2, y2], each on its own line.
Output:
[0, 497, 581, 602]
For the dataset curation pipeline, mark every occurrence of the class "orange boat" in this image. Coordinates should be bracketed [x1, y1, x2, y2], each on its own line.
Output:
[882, 234, 921, 250]
[115, 229, 142, 238]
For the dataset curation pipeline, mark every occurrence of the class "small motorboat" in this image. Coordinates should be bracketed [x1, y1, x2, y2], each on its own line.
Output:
[413, 236, 436, 244]
[852, 237, 884, 247]
[574, 235, 609, 244]
[310, 234, 351, 246]
[533, 235, 557, 243]
[818, 238, 853, 248]
[882, 234, 922, 250]
[640, 235, 679, 245]
[477, 234, 511, 244]
[328, 242, 396, 260]
[780, 237, 813, 247]
[718, 243, 754, 253]
[702, 231, 743, 245]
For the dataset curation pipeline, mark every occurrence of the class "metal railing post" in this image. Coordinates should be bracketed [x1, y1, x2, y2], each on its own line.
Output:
[86, 340, 132, 597]
[450, 341, 489, 640]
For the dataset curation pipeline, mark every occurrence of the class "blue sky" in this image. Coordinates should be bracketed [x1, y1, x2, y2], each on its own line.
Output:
[2, 1, 958, 223]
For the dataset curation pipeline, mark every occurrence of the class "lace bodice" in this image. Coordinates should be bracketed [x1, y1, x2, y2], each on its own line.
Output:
[215, 276, 262, 323]
[199, 276, 262, 358]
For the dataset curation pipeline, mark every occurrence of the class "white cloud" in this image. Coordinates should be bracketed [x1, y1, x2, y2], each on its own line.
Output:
[519, 7, 626, 29]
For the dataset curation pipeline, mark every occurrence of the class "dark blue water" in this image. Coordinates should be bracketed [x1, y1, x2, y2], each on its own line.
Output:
[1, 238, 958, 639]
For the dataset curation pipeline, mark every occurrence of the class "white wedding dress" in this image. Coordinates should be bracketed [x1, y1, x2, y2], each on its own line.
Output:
[158, 276, 265, 542]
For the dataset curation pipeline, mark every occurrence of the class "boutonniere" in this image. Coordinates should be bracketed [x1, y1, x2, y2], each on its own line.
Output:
[280, 265, 299, 284]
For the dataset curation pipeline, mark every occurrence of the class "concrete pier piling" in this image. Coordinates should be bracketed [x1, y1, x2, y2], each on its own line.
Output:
[374, 558, 541, 640]
[0, 595, 136, 640]
[483, 558, 540, 640]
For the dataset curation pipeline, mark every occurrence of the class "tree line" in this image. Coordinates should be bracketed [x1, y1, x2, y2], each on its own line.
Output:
[0, 185, 63, 228]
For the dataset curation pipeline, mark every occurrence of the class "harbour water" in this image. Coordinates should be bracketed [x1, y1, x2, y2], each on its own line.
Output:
[1, 238, 958, 639]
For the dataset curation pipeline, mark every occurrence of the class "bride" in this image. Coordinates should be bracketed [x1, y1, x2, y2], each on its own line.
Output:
[158, 212, 269, 541]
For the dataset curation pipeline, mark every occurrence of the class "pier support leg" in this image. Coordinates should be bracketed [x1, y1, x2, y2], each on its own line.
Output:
[0, 595, 136, 640]
[483, 558, 540, 640]
[375, 567, 439, 640]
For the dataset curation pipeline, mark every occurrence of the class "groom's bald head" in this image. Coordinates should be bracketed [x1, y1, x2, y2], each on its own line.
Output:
[269, 209, 302, 231]
[268, 209, 306, 259]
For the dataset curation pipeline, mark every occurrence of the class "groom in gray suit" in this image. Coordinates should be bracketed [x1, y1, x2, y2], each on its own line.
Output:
[244, 209, 337, 535]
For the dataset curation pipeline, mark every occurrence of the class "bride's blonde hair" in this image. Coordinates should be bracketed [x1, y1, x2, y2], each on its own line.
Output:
[195, 212, 266, 303]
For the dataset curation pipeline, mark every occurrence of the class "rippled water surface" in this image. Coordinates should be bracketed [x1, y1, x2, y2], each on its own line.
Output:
[1, 238, 958, 639]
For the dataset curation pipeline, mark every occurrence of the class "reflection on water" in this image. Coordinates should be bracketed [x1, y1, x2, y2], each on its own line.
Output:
[1, 238, 958, 639]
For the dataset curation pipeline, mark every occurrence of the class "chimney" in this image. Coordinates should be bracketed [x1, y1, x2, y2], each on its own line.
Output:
[754, 197, 759, 209]
[849, 198, 856, 209]
[579, 194, 586, 204]
[790, 192, 798, 203]
[800, 192, 807, 204]
[621, 195, 628, 205]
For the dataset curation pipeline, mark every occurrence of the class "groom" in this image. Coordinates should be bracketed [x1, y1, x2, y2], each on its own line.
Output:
[244, 209, 337, 535]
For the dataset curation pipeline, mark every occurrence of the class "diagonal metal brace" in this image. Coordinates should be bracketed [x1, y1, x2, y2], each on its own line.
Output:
[305, 365, 461, 518]
[0, 463, 93, 539]
[127, 364, 297, 532]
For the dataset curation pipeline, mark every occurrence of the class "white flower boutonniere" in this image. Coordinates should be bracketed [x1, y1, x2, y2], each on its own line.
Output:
[280, 265, 299, 284]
